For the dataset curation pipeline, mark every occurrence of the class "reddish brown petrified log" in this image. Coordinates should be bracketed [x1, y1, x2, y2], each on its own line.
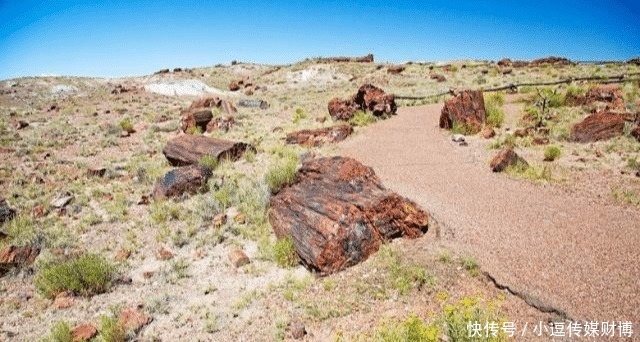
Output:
[152, 165, 212, 200]
[268, 156, 429, 273]
[163, 135, 251, 166]
[571, 112, 626, 143]
[286, 125, 353, 147]
[439, 90, 487, 133]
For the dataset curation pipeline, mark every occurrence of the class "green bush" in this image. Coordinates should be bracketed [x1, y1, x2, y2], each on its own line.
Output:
[41, 321, 73, 342]
[484, 92, 505, 128]
[265, 153, 299, 194]
[349, 110, 377, 127]
[3, 215, 37, 247]
[119, 119, 135, 133]
[544, 146, 561, 161]
[199, 155, 219, 170]
[451, 121, 480, 135]
[99, 314, 126, 342]
[35, 253, 117, 298]
[373, 314, 439, 342]
[485, 92, 505, 107]
[273, 236, 298, 268]
[292, 108, 308, 124]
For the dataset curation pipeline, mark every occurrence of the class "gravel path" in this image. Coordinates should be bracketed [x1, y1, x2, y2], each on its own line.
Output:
[338, 103, 640, 322]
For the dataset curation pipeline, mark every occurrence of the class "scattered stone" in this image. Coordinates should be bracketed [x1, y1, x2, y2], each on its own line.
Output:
[111, 84, 138, 95]
[180, 97, 237, 133]
[387, 65, 405, 74]
[0, 197, 16, 225]
[327, 98, 359, 121]
[163, 135, 252, 166]
[137, 195, 150, 205]
[53, 292, 74, 309]
[571, 112, 626, 143]
[237, 99, 269, 109]
[288, 322, 307, 340]
[286, 125, 353, 147]
[213, 213, 227, 228]
[87, 166, 106, 177]
[120, 130, 130, 138]
[71, 323, 97, 341]
[0, 245, 40, 272]
[118, 308, 151, 333]
[152, 165, 212, 199]
[268, 156, 429, 273]
[228, 249, 250, 267]
[429, 73, 446, 82]
[157, 248, 174, 260]
[115, 249, 131, 261]
[439, 90, 487, 133]
[451, 134, 466, 143]
[490, 147, 528, 172]
[480, 127, 496, 139]
[206, 116, 235, 132]
[50, 193, 74, 209]
[228, 81, 240, 91]
[631, 126, 640, 142]
[530, 56, 573, 66]
[354, 84, 397, 117]
[14, 120, 29, 130]
[514, 127, 533, 138]
[502, 68, 513, 75]
[595, 149, 604, 158]
[532, 137, 549, 145]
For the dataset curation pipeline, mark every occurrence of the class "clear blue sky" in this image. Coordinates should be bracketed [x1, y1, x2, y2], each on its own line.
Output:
[1, 0, 638, 79]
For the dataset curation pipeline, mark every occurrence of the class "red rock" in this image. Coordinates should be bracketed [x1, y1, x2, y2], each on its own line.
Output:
[229, 81, 240, 91]
[213, 213, 227, 228]
[289, 322, 307, 339]
[181, 109, 213, 133]
[530, 56, 572, 66]
[387, 65, 405, 74]
[14, 120, 29, 130]
[571, 112, 626, 143]
[502, 68, 513, 75]
[328, 98, 359, 121]
[584, 85, 625, 110]
[490, 147, 528, 172]
[286, 125, 353, 147]
[118, 308, 151, 333]
[152, 165, 212, 200]
[157, 247, 174, 260]
[353, 84, 397, 117]
[514, 127, 534, 138]
[206, 116, 235, 132]
[71, 322, 97, 341]
[87, 166, 106, 177]
[228, 249, 250, 267]
[480, 127, 496, 139]
[53, 292, 74, 309]
[429, 73, 446, 82]
[0, 245, 40, 266]
[115, 249, 131, 261]
[268, 156, 428, 273]
[163, 135, 252, 166]
[439, 90, 487, 134]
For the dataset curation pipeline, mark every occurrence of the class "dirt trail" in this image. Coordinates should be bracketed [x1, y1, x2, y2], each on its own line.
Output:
[338, 103, 640, 322]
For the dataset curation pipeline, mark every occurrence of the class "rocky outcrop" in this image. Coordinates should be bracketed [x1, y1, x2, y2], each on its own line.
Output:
[328, 84, 397, 121]
[163, 135, 252, 166]
[180, 97, 236, 133]
[571, 112, 626, 143]
[439, 90, 487, 133]
[530, 56, 573, 66]
[327, 98, 359, 121]
[286, 125, 353, 147]
[268, 156, 429, 273]
[490, 147, 528, 172]
[152, 165, 212, 200]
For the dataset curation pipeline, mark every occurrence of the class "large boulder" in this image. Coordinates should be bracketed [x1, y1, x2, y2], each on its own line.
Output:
[490, 147, 528, 172]
[328, 98, 359, 121]
[286, 125, 353, 147]
[163, 135, 252, 166]
[268, 156, 429, 273]
[152, 165, 212, 200]
[353, 84, 397, 117]
[439, 90, 487, 133]
[571, 112, 626, 143]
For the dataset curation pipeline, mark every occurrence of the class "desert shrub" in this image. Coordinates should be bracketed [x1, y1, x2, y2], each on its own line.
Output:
[150, 201, 180, 224]
[373, 314, 439, 342]
[564, 85, 586, 103]
[486, 106, 505, 128]
[199, 155, 219, 170]
[35, 253, 117, 298]
[186, 125, 202, 135]
[99, 313, 126, 342]
[273, 236, 298, 268]
[544, 146, 561, 161]
[611, 187, 640, 207]
[3, 215, 37, 247]
[486, 92, 505, 107]
[119, 119, 135, 133]
[40, 320, 73, 342]
[349, 110, 377, 127]
[460, 256, 479, 277]
[292, 108, 308, 124]
[505, 162, 553, 183]
[451, 121, 479, 135]
[442, 297, 507, 342]
[376, 245, 432, 295]
[627, 156, 640, 172]
[265, 151, 299, 194]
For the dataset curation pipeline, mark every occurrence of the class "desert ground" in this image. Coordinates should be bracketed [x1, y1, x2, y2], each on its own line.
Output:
[1, 56, 639, 341]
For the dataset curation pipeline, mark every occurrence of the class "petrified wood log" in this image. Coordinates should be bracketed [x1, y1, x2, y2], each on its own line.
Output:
[571, 112, 625, 143]
[286, 125, 353, 147]
[163, 135, 251, 166]
[440, 90, 486, 133]
[152, 165, 212, 199]
[490, 147, 528, 172]
[268, 156, 429, 273]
